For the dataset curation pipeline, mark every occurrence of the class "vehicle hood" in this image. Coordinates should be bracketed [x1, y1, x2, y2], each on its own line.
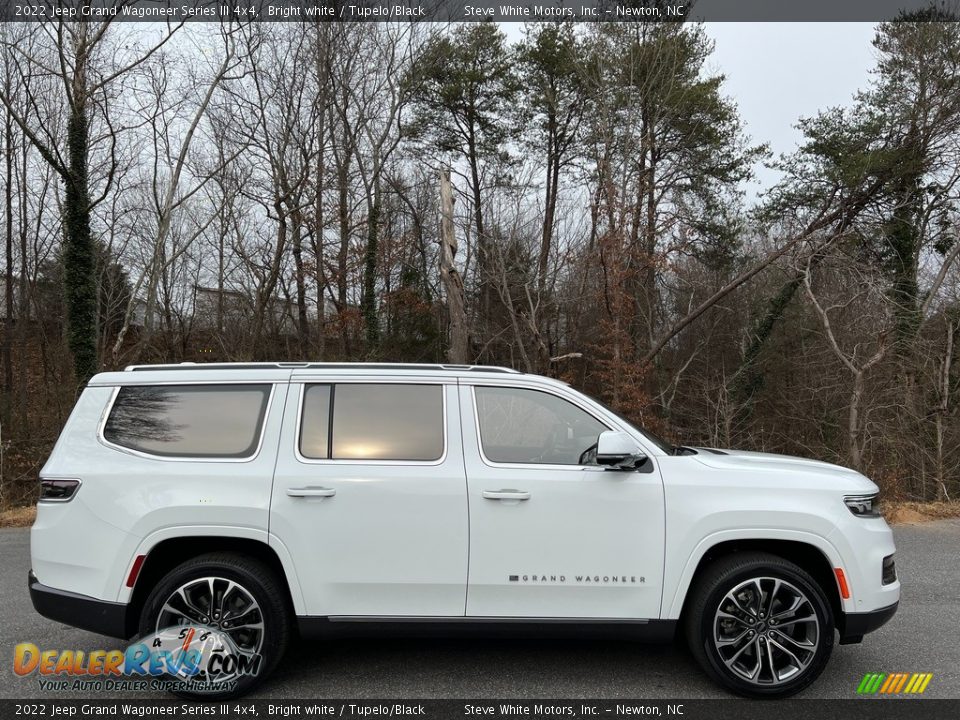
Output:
[691, 448, 877, 492]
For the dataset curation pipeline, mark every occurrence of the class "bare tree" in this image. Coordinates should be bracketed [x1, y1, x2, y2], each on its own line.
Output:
[110, 21, 246, 364]
[0, 13, 182, 384]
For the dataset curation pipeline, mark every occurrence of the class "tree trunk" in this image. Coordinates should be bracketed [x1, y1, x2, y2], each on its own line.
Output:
[935, 316, 955, 501]
[440, 168, 468, 364]
[467, 130, 488, 326]
[62, 89, 97, 386]
[3, 101, 13, 423]
[313, 125, 326, 361]
[537, 112, 558, 298]
[336, 158, 350, 356]
[848, 369, 865, 470]
[291, 209, 310, 357]
[16, 131, 27, 430]
[361, 192, 380, 355]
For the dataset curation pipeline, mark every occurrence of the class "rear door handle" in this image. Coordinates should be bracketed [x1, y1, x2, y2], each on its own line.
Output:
[482, 489, 531, 501]
[287, 486, 336, 498]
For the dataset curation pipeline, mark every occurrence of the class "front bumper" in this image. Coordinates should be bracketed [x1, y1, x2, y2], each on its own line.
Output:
[838, 600, 899, 645]
[29, 571, 135, 639]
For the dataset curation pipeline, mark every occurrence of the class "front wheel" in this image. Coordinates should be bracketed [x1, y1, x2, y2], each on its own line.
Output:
[685, 552, 834, 698]
[138, 552, 291, 700]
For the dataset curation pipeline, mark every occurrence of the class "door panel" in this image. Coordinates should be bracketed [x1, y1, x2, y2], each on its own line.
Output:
[270, 380, 468, 617]
[461, 383, 665, 619]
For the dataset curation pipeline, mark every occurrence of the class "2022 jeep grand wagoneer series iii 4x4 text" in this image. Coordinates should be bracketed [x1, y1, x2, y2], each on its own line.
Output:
[30, 363, 899, 698]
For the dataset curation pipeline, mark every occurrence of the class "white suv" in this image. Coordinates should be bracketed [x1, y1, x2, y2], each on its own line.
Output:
[30, 363, 899, 698]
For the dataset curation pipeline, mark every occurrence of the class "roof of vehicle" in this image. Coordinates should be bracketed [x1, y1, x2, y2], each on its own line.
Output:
[85, 362, 554, 387]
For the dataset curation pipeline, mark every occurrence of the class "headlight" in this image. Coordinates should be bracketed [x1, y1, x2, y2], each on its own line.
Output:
[844, 493, 880, 517]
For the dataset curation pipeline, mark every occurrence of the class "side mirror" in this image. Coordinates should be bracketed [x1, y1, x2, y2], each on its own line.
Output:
[596, 430, 648, 470]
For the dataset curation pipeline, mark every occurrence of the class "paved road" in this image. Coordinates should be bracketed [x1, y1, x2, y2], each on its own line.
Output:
[2, 521, 958, 699]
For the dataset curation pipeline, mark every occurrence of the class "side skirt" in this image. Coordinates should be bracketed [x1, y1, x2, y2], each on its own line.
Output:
[296, 616, 677, 642]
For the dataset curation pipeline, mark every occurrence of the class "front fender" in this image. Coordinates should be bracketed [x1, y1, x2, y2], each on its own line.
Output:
[662, 527, 847, 619]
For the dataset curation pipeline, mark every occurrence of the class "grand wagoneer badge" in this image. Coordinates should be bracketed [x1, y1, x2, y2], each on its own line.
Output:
[509, 574, 644, 584]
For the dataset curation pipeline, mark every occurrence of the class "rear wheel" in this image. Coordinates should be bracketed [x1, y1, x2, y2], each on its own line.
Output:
[138, 552, 291, 699]
[685, 552, 834, 697]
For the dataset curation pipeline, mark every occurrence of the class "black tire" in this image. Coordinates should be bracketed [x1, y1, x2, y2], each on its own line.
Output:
[138, 552, 291, 700]
[684, 552, 834, 698]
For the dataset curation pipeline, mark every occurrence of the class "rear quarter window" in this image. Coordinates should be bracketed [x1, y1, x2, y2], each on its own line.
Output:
[102, 384, 271, 459]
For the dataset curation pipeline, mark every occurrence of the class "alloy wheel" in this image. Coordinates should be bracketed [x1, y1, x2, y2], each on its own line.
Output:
[713, 576, 820, 686]
[156, 575, 265, 658]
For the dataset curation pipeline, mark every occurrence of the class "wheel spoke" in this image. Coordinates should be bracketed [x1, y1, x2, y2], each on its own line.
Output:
[750, 579, 765, 616]
[223, 626, 262, 651]
[772, 595, 803, 620]
[744, 641, 763, 680]
[177, 588, 208, 620]
[207, 577, 217, 615]
[773, 629, 817, 652]
[225, 607, 262, 629]
[762, 640, 777, 681]
[716, 628, 752, 648]
[772, 612, 817, 630]
[769, 635, 806, 670]
[717, 609, 751, 627]
[725, 635, 758, 666]
[217, 580, 237, 618]
[765, 579, 781, 616]
[729, 592, 756, 618]
[160, 602, 196, 625]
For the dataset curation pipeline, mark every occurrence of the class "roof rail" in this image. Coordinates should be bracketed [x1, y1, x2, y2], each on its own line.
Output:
[124, 362, 522, 374]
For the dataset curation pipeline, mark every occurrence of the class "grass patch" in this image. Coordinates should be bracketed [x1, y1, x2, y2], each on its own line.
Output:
[883, 501, 960, 525]
[0, 504, 36, 528]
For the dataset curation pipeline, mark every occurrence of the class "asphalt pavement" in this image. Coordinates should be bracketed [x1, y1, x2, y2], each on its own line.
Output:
[1, 520, 958, 699]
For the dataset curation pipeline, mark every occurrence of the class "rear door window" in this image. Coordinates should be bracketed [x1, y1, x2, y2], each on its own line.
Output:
[103, 384, 271, 458]
[299, 383, 444, 462]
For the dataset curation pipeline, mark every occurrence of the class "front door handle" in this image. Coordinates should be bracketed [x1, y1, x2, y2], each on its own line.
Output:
[287, 486, 336, 498]
[482, 489, 531, 501]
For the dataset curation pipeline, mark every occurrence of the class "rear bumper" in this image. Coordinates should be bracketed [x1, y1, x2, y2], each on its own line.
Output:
[29, 571, 135, 639]
[838, 600, 899, 645]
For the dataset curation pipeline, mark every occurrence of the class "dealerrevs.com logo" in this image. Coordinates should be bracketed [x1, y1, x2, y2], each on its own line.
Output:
[13, 625, 262, 693]
[857, 673, 934, 695]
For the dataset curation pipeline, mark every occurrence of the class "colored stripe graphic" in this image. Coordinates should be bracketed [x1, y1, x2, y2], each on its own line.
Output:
[907, 673, 932, 694]
[893, 673, 909, 693]
[857, 672, 932, 694]
[879, 674, 896, 693]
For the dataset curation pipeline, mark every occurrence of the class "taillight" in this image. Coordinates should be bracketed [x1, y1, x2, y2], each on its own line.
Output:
[39, 478, 81, 502]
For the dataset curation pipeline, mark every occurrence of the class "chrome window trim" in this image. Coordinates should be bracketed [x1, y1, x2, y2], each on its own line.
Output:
[293, 380, 449, 467]
[96, 382, 277, 464]
[469, 383, 637, 471]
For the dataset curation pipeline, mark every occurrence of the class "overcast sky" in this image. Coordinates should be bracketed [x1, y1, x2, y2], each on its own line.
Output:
[502, 22, 880, 197]
[704, 23, 878, 194]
